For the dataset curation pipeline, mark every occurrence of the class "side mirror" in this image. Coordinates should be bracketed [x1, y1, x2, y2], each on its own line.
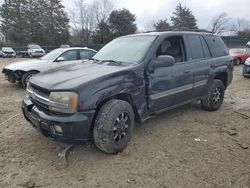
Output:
[56, 57, 65, 62]
[154, 55, 175, 68]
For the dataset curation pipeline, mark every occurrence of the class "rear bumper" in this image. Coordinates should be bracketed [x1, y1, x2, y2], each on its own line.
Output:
[22, 96, 95, 143]
[2, 53, 16, 57]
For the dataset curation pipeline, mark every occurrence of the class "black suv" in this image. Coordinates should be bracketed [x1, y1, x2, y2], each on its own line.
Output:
[22, 32, 234, 154]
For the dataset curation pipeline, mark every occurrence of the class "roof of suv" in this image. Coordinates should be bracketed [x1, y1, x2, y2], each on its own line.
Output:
[126, 31, 215, 37]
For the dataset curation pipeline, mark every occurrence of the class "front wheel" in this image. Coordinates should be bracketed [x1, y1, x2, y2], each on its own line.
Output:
[201, 79, 225, 111]
[94, 99, 135, 154]
[22, 71, 38, 88]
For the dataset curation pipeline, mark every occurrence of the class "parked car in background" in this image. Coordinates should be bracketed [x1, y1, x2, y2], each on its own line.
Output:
[243, 57, 250, 78]
[246, 41, 250, 48]
[229, 48, 250, 65]
[27, 44, 46, 57]
[0, 47, 16, 58]
[22, 32, 233, 154]
[2, 47, 97, 87]
[60, 44, 70, 48]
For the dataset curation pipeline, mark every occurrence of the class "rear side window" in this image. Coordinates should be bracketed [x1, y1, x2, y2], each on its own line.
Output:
[207, 36, 228, 57]
[188, 35, 204, 60]
[200, 36, 211, 58]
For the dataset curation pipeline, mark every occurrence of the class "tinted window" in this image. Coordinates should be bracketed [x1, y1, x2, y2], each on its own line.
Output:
[188, 35, 204, 60]
[200, 36, 211, 58]
[80, 50, 96, 59]
[208, 36, 228, 57]
[60, 50, 77, 61]
[156, 36, 186, 63]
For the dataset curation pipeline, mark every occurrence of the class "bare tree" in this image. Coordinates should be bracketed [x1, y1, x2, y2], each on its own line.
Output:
[144, 20, 156, 32]
[92, 0, 114, 24]
[70, 0, 96, 44]
[209, 13, 231, 35]
[232, 18, 250, 33]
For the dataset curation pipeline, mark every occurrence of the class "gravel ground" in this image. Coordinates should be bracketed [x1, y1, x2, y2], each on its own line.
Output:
[0, 58, 249, 188]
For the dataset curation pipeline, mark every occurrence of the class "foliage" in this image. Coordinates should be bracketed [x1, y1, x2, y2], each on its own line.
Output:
[92, 21, 112, 44]
[108, 9, 137, 37]
[154, 19, 172, 32]
[0, 0, 70, 46]
[171, 3, 197, 30]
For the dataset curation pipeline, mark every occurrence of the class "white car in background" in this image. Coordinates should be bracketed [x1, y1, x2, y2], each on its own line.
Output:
[27, 44, 46, 57]
[0, 47, 16, 58]
[2, 47, 97, 87]
[247, 41, 250, 48]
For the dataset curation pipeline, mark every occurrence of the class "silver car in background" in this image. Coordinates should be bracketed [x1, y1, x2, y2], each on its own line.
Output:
[2, 47, 97, 87]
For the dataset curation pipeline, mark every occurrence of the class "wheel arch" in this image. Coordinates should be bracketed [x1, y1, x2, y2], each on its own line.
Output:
[214, 72, 228, 88]
[89, 93, 141, 138]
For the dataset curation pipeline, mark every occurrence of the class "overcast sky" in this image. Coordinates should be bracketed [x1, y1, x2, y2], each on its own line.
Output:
[62, 0, 249, 30]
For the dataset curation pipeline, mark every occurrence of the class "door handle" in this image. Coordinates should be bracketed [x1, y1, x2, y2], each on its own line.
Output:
[184, 70, 191, 73]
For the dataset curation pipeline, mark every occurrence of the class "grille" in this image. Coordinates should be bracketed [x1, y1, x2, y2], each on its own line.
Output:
[28, 83, 50, 110]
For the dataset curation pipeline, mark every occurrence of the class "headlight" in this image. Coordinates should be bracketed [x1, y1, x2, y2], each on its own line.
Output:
[245, 60, 250, 65]
[49, 92, 78, 114]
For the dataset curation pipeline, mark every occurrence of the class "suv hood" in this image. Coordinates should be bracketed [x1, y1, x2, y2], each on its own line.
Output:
[4, 59, 51, 71]
[30, 61, 132, 90]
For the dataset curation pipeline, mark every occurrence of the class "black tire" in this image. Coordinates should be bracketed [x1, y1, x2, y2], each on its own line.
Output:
[235, 58, 241, 65]
[94, 99, 135, 154]
[21, 71, 38, 88]
[201, 79, 225, 111]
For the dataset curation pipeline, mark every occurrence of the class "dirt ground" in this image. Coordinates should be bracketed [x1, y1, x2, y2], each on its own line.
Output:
[0, 58, 249, 188]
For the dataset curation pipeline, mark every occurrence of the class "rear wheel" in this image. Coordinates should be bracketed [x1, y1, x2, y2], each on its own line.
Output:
[201, 79, 225, 111]
[22, 71, 38, 88]
[94, 99, 134, 154]
[235, 58, 241, 65]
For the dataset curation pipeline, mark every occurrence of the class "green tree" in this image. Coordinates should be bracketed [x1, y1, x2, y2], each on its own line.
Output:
[109, 9, 137, 37]
[92, 21, 112, 44]
[0, 0, 70, 46]
[171, 3, 198, 30]
[154, 19, 172, 32]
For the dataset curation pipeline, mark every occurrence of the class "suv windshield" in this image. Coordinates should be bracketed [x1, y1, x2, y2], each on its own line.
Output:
[229, 49, 245, 54]
[29, 45, 42, 49]
[93, 36, 157, 63]
[40, 49, 64, 61]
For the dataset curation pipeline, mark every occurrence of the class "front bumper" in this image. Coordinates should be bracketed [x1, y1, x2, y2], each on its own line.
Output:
[2, 53, 16, 57]
[243, 65, 250, 77]
[22, 96, 95, 143]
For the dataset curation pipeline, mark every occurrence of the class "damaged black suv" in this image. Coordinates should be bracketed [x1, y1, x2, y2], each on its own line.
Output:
[22, 31, 234, 154]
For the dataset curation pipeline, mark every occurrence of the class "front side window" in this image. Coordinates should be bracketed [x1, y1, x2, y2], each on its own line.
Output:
[93, 36, 157, 63]
[156, 36, 186, 63]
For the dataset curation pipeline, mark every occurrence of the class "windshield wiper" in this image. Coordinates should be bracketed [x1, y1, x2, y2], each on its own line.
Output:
[89, 58, 100, 63]
[99, 60, 123, 66]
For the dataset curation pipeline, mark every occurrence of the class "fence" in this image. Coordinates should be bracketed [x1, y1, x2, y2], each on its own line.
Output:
[12, 44, 104, 53]
[222, 36, 250, 48]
